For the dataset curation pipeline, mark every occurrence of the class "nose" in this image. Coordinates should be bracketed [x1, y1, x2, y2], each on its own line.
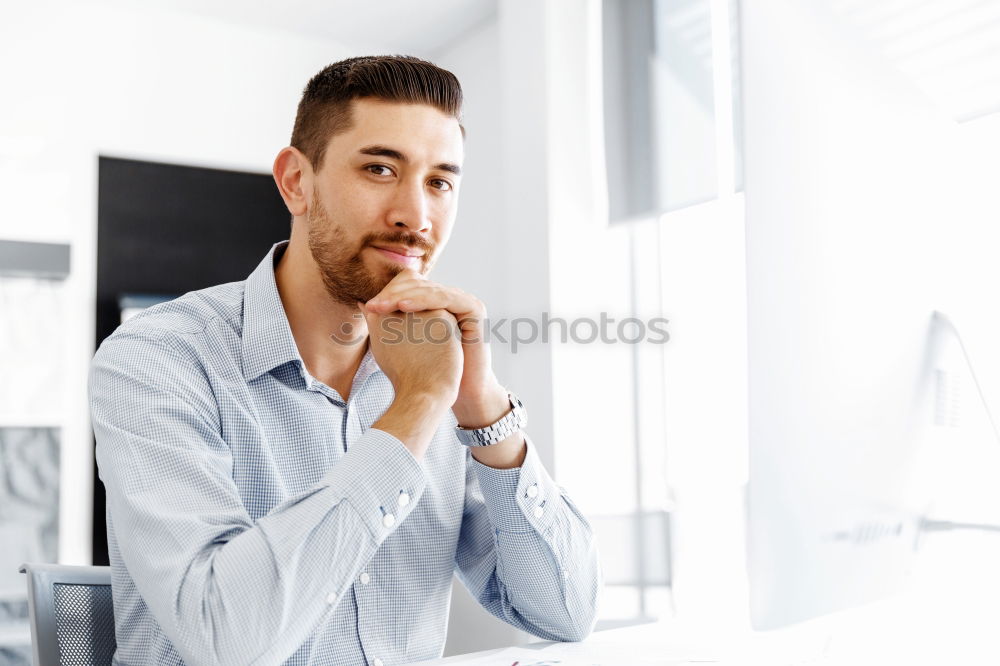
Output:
[387, 178, 431, 233]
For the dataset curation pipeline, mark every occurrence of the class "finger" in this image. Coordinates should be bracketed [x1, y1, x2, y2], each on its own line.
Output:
[366, 281, 446, 311]
[370, 285, 483, 320]
[356, 301, 374, 326]
[389, 294, 485, 343]
[367, 274, 428, 309]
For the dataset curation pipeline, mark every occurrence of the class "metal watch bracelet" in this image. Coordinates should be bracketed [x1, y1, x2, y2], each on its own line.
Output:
[455, 392, 527, 447]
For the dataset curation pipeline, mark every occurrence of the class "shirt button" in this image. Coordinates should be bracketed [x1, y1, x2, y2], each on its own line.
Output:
[398, 492, 410, 507]
[534, 506, 545, 519]
[373, 659, 384, 666]
[527, 484, 539, 498]
[360, 572, 370, 585]
[326, 592, 337, 605]
[382, 512, 396, 528]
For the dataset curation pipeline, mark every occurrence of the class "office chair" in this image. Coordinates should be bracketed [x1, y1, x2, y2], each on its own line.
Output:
[18, 563, 117, 666]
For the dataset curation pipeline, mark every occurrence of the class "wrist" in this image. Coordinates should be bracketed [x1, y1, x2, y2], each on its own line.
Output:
[453, 383, 509, 428]
[455, 390, 528, 468]
[394, 388, 454, 415]
[374, 391, 453, 459]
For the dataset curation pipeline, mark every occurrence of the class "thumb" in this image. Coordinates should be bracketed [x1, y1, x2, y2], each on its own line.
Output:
[357, 301, 377, 327]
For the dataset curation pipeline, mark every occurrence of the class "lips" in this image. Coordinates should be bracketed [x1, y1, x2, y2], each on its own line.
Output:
[370, 244, 424, 258]
[369, 245, 424, 266]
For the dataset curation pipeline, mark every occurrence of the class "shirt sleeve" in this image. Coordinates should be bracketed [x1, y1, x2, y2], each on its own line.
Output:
[90, 330, 425, 666]
[453, 434, 602, 642]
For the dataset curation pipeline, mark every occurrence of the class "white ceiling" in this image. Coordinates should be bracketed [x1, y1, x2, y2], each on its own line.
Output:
[119, 0, 497, 56]
[831, 0, 1000, 122]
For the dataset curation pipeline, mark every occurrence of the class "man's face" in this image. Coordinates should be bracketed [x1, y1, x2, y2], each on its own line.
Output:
[304, 98, 464, 305]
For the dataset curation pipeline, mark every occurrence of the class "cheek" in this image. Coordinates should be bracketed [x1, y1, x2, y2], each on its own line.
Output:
[319, 190, 381, 241]
[325, 174, 381, 214]
[435, 201, 458, 240]
[433, 220, 456, 255]
[326, 189, 365, 220]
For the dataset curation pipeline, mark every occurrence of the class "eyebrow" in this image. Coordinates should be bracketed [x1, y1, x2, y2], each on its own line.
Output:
[358, 145, 462, 176]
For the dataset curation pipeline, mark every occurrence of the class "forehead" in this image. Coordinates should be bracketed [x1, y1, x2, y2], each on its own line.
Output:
[328, 99, 464, 167]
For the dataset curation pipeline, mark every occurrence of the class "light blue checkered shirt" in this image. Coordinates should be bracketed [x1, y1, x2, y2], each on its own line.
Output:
[90, 242, 600, 666]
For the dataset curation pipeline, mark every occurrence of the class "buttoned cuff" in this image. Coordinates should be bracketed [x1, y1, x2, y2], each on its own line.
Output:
[322, 427, 426, 542]
[472, 434, 559, 534]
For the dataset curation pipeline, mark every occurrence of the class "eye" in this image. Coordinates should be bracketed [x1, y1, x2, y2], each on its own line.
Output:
[366, 164, 394, 177]
[429, 178, 453, 192]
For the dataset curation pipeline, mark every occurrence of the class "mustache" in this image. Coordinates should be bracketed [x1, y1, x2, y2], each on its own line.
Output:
[360, 231, 435, 256]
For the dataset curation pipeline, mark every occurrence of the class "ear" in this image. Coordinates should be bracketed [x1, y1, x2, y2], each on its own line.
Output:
[272, 146, 313, 218]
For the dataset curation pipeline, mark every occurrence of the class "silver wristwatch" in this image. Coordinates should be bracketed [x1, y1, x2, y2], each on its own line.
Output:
[455, 392, 527, 447]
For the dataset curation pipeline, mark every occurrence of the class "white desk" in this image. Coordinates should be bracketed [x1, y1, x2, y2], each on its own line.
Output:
[412, 587, 1000, 665]
[411, 620, 758, 665]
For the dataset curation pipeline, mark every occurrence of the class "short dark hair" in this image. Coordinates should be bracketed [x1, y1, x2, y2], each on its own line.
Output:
[290, 55, 464, 170]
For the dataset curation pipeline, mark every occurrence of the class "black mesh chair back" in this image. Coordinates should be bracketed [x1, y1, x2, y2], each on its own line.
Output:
[19, 563, 117, 666]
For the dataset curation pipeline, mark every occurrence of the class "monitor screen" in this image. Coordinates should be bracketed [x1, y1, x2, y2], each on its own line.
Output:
[741, 0, 1000, 630]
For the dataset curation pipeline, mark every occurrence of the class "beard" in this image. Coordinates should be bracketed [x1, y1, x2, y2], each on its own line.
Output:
[306, 194, 435, 305]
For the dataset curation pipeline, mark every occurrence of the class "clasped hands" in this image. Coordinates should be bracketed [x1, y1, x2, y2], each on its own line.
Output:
[358, 269, 510, 441]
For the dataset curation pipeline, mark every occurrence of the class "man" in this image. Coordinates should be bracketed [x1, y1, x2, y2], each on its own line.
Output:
[90, 56, 600, 666]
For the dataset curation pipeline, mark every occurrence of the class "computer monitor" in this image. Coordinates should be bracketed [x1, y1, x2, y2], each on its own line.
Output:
[741, 0, 1000, 630]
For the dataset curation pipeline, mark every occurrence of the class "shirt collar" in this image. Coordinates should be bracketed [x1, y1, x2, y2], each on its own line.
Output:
[240, 241, 382, 390]
[241, 241, 303, 382]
